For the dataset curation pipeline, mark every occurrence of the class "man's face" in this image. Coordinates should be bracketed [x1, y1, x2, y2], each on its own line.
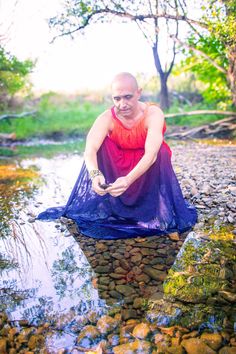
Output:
[111, 79, 141, 118]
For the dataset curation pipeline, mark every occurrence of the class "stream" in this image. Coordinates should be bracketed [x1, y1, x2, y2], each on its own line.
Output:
[0, 142, 235, 353]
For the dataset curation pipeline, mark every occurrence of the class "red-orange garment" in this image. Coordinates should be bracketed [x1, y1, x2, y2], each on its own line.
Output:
[109, 103, 167, 149]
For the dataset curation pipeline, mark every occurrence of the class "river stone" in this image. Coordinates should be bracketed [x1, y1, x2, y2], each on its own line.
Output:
[28, 334, 45, 350]
[97, 315, 119, 335]
[0, 339, 7, 354]
[143, 266, 167, 281]
[109, 290, 123, 299]
[112, 253, 124, 260]
[135, 273, 150, 283]
[119, 259, 131, 270]
[219, 291, 236, 302]
[140, 248, 154, 256]
[77, 325, 100, 347]
[110, 273, 125, 279]
[131, 254, 143, 263]
[181, 338, 217, 354]
[133, 297, 145, 309]
[115, 267, 127, 274]
[98, 276, 110, 285]
[219, 348, 236, 354]
[113, 340, 152, 354]
[95, 265, 112, 273]
[200, 332, 223, 350]
[121, 309, 138, 320]
[166, 346, 185, 354]
[116, 285, 135, 296]
[132, 323, 151, 339]
[168, 232, 180, 241]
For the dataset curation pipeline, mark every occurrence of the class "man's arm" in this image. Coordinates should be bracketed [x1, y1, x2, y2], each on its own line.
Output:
[107, 106, 164, 197]
[84, 111, 112, 195]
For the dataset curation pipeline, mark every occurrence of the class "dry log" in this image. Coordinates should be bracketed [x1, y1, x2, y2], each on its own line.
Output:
[0, 133, 16, 141]
[166, 115, 236, 139]
[0, 110, 37, 122]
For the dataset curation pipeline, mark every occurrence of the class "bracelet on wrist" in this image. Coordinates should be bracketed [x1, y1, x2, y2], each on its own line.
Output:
[89, 169, 103, 180]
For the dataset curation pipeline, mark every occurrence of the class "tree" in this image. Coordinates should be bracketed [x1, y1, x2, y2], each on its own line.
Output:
[171, 0, 236, 108]
[0, 46, 34, 108]
[49, 0, 236, 108]
[174, 35, 232, 108]
[49, 0, 194, 110]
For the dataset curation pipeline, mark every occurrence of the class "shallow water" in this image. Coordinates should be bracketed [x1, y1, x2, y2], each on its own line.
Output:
[0, 149, 235, 352]
[0, 155, 106, 349]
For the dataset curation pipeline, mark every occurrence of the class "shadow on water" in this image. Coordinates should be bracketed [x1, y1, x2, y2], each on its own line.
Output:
[0, 153, 235, 353]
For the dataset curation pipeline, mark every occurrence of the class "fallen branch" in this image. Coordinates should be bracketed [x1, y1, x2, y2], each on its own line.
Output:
[0, 133, 16, 141]
[166, 115, 236, 139]
[165, 110, 236, 118]
[0, 110, 37, 122]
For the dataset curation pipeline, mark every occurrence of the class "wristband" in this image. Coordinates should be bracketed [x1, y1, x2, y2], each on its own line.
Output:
[89, 169, 103, 180]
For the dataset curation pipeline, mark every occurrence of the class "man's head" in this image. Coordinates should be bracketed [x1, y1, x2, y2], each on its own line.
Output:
[111, 72, 142, 118]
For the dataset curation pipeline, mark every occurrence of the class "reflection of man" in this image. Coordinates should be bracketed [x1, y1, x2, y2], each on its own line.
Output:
[38, 72, 197, 239]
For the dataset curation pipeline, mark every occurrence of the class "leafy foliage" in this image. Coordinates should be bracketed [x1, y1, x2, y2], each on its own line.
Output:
[0, 46, 34, 107]
[175, 35, 231, 108]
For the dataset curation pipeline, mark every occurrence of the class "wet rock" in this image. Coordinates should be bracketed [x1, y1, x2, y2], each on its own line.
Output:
[219, 291, 236, 303]
[143, 266, 167, 281]
[181, 338, 217, 354]
[219, 348, 236, 354]
[121, 309, 138, 320]
[166, 346, 185, 354]
[113, 340, 152, 354]
[116, 285, 135, 297]
[133, 297, 145, 309]
[76, 325, 100, 347]
[168, 232, 180, 241]
[96, 315, 119, 335]
[200, 332, 223, 350]
[95, 265, 112, 273]
[0, 338, 7, 354]
[28, 334, 45, 350]
[132, 323, 151, 339]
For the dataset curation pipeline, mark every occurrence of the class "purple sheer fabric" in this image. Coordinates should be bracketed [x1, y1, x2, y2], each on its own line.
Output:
[37, 137, 197, 239]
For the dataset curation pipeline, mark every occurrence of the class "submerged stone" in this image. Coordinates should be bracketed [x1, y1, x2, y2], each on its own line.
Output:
[113, 340, 152, 354]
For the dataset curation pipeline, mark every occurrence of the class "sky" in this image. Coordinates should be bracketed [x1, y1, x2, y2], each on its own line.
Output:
[0, 0, 157, 93]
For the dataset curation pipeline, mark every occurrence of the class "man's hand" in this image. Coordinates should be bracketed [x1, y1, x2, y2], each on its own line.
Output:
[92, 175, 108, 196]
[106, 176, 131, 197]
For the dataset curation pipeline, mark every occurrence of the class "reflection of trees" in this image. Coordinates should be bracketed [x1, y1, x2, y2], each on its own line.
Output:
[51, 245, 93, 300]
[0, 165, 39, 238]
[0, 279, 39, 313]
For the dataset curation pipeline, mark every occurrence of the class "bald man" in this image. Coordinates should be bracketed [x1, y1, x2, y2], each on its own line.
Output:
[84, 72, 164, 197]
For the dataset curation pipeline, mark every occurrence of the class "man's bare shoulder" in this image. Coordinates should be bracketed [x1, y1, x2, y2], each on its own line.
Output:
[96, 109, 113, 121]
[147, 103, 164, 117]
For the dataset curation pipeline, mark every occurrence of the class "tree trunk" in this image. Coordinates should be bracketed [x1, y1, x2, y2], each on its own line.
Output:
[159, 74, 170, 110]
[227, 47, 236, 108]
[152, 46, 170, 110]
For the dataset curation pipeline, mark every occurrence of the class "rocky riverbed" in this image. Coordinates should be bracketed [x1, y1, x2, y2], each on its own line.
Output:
[0, 140, 235, 353]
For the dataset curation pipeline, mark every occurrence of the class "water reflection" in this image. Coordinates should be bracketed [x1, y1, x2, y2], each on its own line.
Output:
[0, 155, 106, 349]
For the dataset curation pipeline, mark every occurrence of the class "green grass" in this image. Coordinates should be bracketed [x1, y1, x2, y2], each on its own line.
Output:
[0, 97, 106, 140]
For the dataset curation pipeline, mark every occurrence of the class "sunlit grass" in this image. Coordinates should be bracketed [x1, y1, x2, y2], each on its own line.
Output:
[0, 98, 106, 140]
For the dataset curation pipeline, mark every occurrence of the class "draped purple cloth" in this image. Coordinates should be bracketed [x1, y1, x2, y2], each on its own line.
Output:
[37, 137, 197, 239]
